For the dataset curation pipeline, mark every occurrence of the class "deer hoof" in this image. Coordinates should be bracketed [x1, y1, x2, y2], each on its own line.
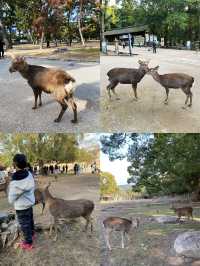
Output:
[54, 118, 60, 123]
[32, 106, 37, 110]
[115, 97, 120, 100]
[71, 119, 78, 124]
[188, 104, 192, 108]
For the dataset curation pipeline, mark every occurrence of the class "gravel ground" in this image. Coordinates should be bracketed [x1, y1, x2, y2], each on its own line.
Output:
[0, 58, 100, 133]
[101, 47, 200, 132]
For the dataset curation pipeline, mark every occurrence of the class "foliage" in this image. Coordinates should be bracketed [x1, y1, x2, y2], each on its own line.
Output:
[0, 0, 100, 47]
[100, 171, 119, 195]
[103, 0, 200, 45]
[100, 133, 200, 196]
[0, 133, 94, 167]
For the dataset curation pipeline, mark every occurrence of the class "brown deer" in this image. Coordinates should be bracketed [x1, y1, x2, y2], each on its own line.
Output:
[106, 60, 150, 101]
[34, 188, 45, 214]
[0, 175, 10, 196]
[103, 217, 139, 250]
[42, 183, 94, 241]
[148, 66, 194, 107]
[9, 56, 77, 123]
[171, 205, 193, 221]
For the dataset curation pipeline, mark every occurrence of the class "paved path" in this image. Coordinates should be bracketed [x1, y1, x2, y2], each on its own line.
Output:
[101, 47, 200, 132]
[0, 58, 100, 132]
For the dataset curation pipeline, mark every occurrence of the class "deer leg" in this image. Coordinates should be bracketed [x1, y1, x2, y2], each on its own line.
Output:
[38, 91, 42, 107]
[111, 88, 120, 100]
[54, 101, 68, 123]
[41, 202, 45, 215]
[164, 87, 169, 104]
[32, 91, 39, 109]
[121, 231, 125, 248]
[53, 222, 58, 241]
[66, 97, 78, 124]
[107, 81, 118, 100]
[104, 229, 112, 250]
[188, 90, 192, 107]
[132, 84, 138, 101]
[181, 87, 190, 108]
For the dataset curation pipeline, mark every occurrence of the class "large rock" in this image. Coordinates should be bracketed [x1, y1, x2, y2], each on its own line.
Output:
[174, 231, 200, 259]
[155, 215, 178, 223]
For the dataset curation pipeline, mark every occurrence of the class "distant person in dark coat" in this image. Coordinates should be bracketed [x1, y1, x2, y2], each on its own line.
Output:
[152, 41, 157, 54]
[0, 40, 5, 58]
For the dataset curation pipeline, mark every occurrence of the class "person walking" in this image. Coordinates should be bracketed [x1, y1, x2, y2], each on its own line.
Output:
[0, 40, 5, 58]
[152, 41, 157, 54]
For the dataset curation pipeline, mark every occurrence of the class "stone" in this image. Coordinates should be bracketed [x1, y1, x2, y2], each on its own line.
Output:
[174, 231, 200, 259]
[154, 216, 178, 223]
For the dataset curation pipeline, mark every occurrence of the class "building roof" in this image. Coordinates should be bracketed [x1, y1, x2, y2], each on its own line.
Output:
[104, 25, 149, 36]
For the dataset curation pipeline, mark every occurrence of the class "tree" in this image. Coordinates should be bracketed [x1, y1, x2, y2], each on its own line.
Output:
[100, 171, 119, 195]
[100, 133, 200, 196]
[0, 133, 89, 174]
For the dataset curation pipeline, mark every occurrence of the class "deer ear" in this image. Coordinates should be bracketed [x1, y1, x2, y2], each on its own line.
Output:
[154, 65, 159, 70]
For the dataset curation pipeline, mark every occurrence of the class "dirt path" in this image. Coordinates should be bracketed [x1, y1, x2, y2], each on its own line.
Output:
[0, 174, 100, 266]
[0, 58, 100, 133]
[99, 199, 200, 266]
[101, 48, 200, 132]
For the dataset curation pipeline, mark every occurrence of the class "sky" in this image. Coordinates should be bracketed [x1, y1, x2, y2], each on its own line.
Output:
[100, 151, 130, 185]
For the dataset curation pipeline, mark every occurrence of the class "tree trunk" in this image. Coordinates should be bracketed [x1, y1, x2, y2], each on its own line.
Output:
[78, 17, 85, 46]
[40, 31, 44, 49]
[0, 19, 10, 48]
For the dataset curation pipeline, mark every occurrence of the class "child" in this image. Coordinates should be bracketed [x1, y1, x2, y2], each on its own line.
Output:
[8, 154, 35, 250]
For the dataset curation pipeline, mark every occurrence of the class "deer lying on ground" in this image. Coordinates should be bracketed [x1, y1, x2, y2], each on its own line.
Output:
[106, 60, 150, 101]
[103, 216, 139, 250]
[42, 183, 94, 241]
[9, 56, 77, 123]
[148, 66, 194, 107]
[171, 205, 193, 221]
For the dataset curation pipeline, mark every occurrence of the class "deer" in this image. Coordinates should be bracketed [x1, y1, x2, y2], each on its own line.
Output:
[34, 188, 45, 214]
[147, 66, 194, 107]
[103, 216, 139, 250]
[42, 183, 94, 241]
[0, 175, 10, 196]
[9, 56, 78, 123]
[170, 205, 193, 221]
[106, 60, 150, 101]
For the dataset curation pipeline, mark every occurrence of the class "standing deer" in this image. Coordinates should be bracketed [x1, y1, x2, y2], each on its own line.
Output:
[106, 60, 150, 101]
[171, 205, 193, 221]
[9, 56, 77, 123]
[42, 183, 94, 241]
[148, 66, 194, 107]
[103, 216, 139, 250]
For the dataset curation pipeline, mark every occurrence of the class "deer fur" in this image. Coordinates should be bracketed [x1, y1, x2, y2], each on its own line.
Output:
[34, 188, 45, 214]
[171, 205, 193, 221]
[9, 56, 77, 123]
[106, 60, 150, 101]
[148, 66, 194, 107]
[103, 216, 139, 250]
[0, 176, 10, 196]
[42, 183, 94, 241]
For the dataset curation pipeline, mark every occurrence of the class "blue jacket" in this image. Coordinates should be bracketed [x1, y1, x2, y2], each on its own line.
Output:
[8, 170, 35, 210]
